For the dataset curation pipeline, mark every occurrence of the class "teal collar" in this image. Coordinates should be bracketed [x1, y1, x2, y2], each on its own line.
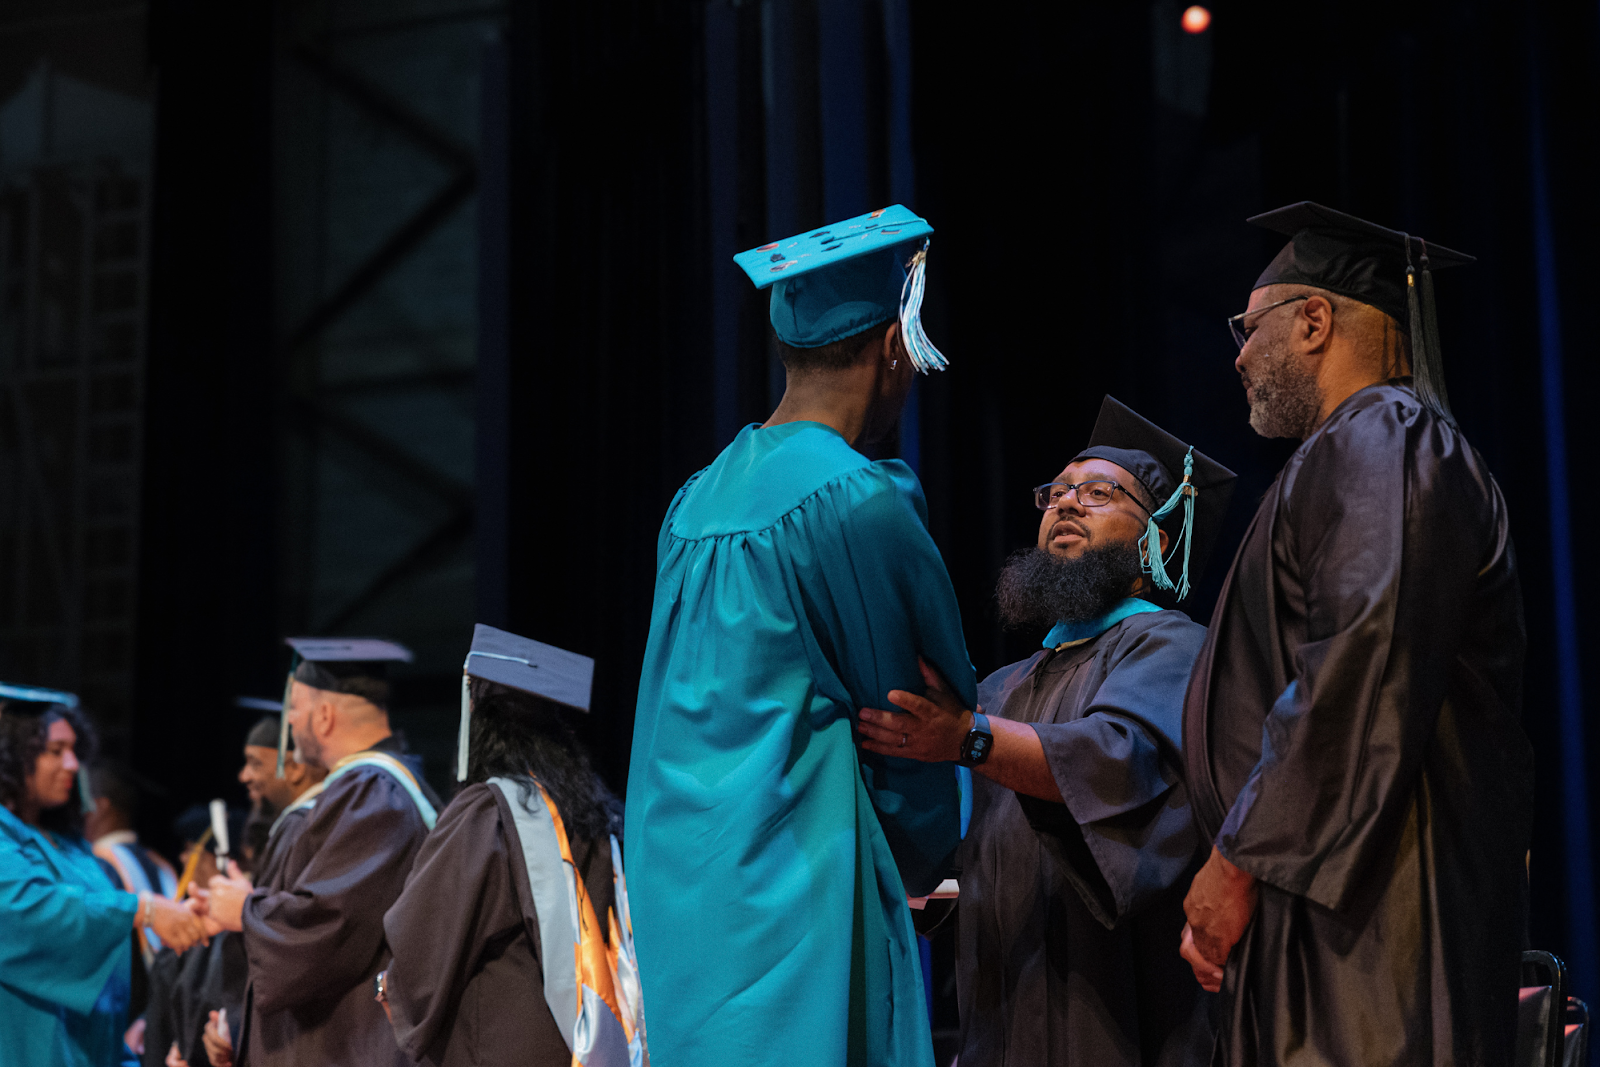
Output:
[1041, 598, 1162, 649]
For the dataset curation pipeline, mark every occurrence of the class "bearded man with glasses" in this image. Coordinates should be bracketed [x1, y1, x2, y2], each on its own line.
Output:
[1180, 203, 1533, 1067]
[858, 396, 1235, 1067]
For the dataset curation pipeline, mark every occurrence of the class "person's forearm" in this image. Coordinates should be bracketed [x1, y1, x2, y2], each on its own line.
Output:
[975, 718, 1063, 802]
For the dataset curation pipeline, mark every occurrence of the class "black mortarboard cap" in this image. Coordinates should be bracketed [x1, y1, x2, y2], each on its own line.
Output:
[456, 623, 595, 780]
[286, 637, 412, 698]
[245, 715, 280, 749]
[1249, 201, 1473, 423]
[276, 637, 413, 773]
[236, 697, 284, 749]
[1073, 396, 1237, 603]
[0, 682, 93, 813]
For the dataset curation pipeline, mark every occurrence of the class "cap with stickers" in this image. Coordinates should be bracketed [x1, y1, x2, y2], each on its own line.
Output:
[734, 204, 947, 372]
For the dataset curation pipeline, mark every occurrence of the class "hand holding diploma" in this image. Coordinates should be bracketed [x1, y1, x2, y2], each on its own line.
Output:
[201, 1008, 234, 1067]
[199, 861, 252, 934]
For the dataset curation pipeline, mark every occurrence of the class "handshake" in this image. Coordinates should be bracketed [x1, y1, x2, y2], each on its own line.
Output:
[141, 861, 254, 953]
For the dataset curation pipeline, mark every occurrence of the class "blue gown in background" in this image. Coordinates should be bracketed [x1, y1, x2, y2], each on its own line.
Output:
[626, 421, 975, 1067]
[0, 804, 136, 1067]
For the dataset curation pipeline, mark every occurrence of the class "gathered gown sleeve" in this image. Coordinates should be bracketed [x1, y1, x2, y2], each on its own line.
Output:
[1019, 614, 1204, 927]
[1215, 402, 1489, 910]
[796, 460, 976, 897]
[241, 770, 428, 1015]
[0, 831, 136, 1015]
[382, 784, 524, 1063]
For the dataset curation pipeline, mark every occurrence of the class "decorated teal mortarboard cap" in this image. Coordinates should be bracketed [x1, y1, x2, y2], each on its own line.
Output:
[1072, 397, 1237, 603]
[0, 681, 93, 814]
[734, 204, 947, 372]
[277, 637, 413, 774]
[456, 623, 595, 780]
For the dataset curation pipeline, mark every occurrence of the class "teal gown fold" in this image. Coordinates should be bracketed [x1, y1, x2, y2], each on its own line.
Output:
[0, 804, 137, 1067]
[626, 421, 974, 1067]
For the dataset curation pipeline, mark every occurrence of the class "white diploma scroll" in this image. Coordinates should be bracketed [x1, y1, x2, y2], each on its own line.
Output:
[209, 799, 230, 862]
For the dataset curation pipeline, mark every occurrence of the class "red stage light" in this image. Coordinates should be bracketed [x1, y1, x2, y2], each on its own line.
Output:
[1182, 5, 1212, 34]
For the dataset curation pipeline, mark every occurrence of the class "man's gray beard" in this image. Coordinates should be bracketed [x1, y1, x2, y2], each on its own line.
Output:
[291, 732, 325, 771]
[995, 541, 1145, 630]
[1245, 347, 1322, 439]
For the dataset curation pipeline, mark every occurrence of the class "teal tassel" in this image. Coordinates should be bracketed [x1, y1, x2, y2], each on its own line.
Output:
[898, 240, 948, 374]
[1140, 448, 1197, 600]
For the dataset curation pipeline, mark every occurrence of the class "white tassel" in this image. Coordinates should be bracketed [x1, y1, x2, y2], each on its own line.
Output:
[456, 668, 472, 781]
[898, 241, 948, 374]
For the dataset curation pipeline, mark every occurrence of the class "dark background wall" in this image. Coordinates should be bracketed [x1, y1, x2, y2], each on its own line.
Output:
[3, 0, 1597, 1035]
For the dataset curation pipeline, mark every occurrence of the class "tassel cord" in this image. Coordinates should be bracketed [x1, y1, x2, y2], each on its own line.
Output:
[1138, 449, 1198, 601]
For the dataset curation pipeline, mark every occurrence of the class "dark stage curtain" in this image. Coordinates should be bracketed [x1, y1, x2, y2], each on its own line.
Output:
[134, 0, 280, 854]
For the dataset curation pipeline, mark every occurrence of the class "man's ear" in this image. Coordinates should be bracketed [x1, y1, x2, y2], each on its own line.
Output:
[883, 320, 903, 364]
[1158, 527, 1170, 558]
[311, 697, 334, 738]
[1300, 295, 1335, 353]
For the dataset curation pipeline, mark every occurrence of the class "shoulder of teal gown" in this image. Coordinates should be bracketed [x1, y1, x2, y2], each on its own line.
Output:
[671, 421, 901, 538]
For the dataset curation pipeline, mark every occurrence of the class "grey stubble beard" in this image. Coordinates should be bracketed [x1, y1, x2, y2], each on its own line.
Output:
[1244, 346, 1322, 440]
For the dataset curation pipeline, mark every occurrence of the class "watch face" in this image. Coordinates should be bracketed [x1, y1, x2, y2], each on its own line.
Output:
[962, 730, 992, 764]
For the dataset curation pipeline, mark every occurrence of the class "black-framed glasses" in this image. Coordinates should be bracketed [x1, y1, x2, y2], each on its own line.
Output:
[1034, 481, 1151, 515]
[1226, 294, 1310, 349]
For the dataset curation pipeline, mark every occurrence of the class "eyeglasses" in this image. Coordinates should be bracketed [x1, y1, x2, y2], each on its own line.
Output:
[1034, 481, 1151, 515]
[1226, 294, 1310, 349]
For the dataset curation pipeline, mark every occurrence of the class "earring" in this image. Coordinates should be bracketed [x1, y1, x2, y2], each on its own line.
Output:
[891, 359, 898, 370]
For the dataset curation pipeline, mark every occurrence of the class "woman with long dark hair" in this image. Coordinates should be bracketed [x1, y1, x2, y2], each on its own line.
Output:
[0, 687, 206, 1065]
[380, 626, 644, 1067]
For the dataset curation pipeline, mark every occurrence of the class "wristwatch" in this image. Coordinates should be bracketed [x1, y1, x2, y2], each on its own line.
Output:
[958, 711, 993, 767]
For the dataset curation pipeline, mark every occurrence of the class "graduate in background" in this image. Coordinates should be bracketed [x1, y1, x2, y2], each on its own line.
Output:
[860, 398, 1233, 1066]
[627, 205, 971, 1067]
[199, 639, 437, 1067]
[145, 804, 255, 1067]
[0, 684, 206, 1066]
[153, 709, 327, 1067]
[232, 712, 328, 892]
[88, 761, 180, 965]
[1181, 204, 1533, 1066]
[382, 625, 643, 1067]
[86, 759, 180, 1055]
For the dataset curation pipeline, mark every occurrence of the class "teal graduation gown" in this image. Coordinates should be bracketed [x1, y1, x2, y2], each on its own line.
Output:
[0, 804, 137, 1066]
[626, 421, 974, 1067]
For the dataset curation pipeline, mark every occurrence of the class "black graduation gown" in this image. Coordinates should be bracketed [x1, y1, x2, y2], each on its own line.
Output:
[140, 936, 248, 1067]
[251, 802, 313, 896]
[238, 749, 433, 1066]
[381, 781, 616, 1067]
[1182, 383, 1534, 1067]
[957, 610, 1214, 1067]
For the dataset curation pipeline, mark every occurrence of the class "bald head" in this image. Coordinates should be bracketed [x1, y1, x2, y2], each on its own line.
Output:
[284, 679, 393, 770]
